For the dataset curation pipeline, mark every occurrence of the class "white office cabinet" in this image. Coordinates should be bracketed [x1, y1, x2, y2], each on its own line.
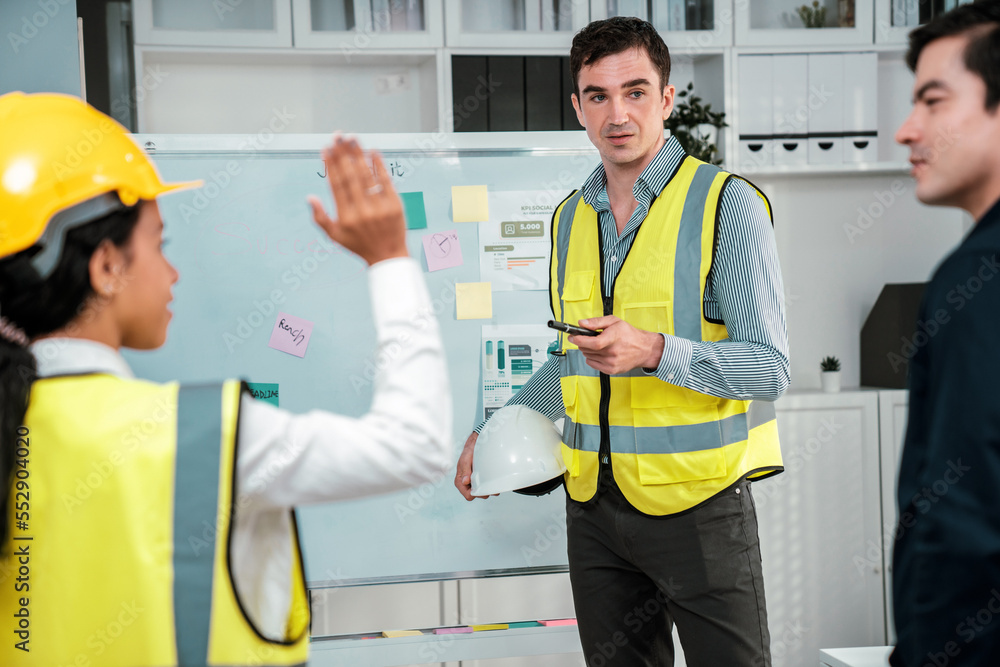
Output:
[292, 0, 444, 48]
[735, 0, 875, 46]
[878, 389, 908, 645]
[807, 54, 845, 165]
[772, 54, 808, 167]
[133, 0, 293, 47]
[843, 52, 879, 162]
[444, 0, 591, 48]
[736, 54, 774, 171]
[757, 391, 886, 666]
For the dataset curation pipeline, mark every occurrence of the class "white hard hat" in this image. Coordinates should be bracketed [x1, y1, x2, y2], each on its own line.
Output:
[471, 406, 567, 496]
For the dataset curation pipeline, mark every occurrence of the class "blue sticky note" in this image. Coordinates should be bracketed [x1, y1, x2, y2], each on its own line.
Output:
[401, 192, 428, 230]
[247, 382, 279, 407]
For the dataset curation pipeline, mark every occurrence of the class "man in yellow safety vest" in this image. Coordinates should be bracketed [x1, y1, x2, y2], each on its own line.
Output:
[456, 16, 789, 667]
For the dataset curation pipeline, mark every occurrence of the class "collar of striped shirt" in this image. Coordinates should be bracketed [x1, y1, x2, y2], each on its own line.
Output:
[580, 135, 687, 216]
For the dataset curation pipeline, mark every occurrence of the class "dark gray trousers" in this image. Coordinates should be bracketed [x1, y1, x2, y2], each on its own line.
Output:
[566, 478, 771, 667]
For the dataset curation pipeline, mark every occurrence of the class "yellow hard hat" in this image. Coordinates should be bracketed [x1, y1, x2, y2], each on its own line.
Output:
[0, 92, 201, 275]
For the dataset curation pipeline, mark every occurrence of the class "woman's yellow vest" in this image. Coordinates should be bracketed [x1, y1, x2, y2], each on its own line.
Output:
[550, 156, 784, 516]
[0, 375, 309, 666]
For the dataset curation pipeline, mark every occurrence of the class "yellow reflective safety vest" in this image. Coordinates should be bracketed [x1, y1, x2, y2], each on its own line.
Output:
[550, 156, 784, 516]
[0, 375, 309, 666]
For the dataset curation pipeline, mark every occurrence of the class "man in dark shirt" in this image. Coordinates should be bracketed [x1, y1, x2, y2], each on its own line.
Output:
[891, 3, 1000, 665]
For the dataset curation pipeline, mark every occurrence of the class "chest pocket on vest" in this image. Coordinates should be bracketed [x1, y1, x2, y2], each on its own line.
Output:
[563, 270, 596, 311]
[624, 304, 728, 485]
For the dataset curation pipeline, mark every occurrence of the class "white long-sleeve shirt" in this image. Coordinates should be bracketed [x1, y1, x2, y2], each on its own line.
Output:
[30, 257, 453, 639]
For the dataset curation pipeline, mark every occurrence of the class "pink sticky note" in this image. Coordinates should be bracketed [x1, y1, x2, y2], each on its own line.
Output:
[268, 312, 314, 358]
[540, 619, 577, 627]
[422, 230, 463, 272]
[433, 627, 473, 635]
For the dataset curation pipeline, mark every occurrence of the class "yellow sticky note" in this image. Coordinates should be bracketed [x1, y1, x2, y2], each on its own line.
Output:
[456, 282, 493, 320]
[472, 624, 509, 631]
[452, 185, 489, 222]
[382, 630, 423, 638]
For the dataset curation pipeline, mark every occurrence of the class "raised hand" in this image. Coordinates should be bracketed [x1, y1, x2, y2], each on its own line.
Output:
[307, 134, 408, 266]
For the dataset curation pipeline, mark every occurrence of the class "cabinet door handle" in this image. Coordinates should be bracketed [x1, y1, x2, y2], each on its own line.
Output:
[853, 141, 870, 149]
[782, 143, 799, 151]
[748, 143, 763, 152]
[818, 142, 834, 150]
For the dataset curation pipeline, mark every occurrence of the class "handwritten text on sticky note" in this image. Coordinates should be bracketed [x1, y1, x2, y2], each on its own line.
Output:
[268, 312, 314, 358]
[456, 282, 493, 320]
[452, 185, 489, 223]
[247, 382, 279, 407]
[422, 230, 463, 271]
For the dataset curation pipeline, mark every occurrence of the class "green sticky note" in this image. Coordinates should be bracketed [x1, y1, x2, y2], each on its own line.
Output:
[401, 192, 427, 230]
[247, 382, 279, 407]
[508, 621, 542, 629]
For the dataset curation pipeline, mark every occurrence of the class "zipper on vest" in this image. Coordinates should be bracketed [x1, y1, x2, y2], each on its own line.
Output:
[599, 295, 613, 465]
[597, 231, 613, 470]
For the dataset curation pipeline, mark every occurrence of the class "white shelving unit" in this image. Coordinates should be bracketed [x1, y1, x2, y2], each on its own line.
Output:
[874, 0, 973, 44]
[443, 0, 591, 49]
[133, 0, 294, 47]
[291, 0, 444, 49]
[133, 46, 444, 134]
[131, 0, 937, 175]
[592, 0, 733, 47]
[735, 0, 875, 47]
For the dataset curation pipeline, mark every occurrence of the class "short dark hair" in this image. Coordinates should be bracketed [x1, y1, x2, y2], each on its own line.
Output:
[907, 1, 1000, 111]
[570, 17, 671, 98]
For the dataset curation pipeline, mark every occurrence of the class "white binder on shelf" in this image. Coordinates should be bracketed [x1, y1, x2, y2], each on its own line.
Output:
[807, 54, 845, 166]
[737, 55, 774, 170]
[843, 52, 879, 163]
[772, 54, 808, 167]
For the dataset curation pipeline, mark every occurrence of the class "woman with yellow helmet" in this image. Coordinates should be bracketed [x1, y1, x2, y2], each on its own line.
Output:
[0, 92, 452, 665]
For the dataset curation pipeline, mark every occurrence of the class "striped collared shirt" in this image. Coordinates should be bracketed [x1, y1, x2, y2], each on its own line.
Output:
[477, 136, 789, 431]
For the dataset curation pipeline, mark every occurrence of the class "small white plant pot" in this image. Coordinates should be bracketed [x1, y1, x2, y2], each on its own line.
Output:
[821, 371, 841, 393]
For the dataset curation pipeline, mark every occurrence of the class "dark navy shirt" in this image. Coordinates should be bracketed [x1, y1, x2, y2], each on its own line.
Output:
[891, 197, 1000, 666]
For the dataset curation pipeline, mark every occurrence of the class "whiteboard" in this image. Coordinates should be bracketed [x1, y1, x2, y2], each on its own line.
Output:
[125, 132, 599, 586]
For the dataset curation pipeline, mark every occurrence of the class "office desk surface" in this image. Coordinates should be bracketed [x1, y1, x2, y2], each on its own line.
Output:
[820, 646, 893, 667]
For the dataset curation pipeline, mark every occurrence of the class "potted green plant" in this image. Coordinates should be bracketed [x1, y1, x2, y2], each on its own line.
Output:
[664, 82, 728, 166]
[798, 1, 828, 28]
[820, 355, 841, 393]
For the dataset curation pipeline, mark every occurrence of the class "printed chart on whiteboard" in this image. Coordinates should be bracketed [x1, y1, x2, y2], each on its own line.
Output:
[479, 190, 558, 291]
[481, 324, 557, 422]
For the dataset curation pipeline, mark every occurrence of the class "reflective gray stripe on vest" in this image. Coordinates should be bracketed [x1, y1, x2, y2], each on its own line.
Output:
[556, 191, 584, 322]
[174, 383, 225, 667]
[564, 400, 776, 455]
[560, 349, 645, 378]
[673, 162, 722, 341]
[747, 399, 776, 429]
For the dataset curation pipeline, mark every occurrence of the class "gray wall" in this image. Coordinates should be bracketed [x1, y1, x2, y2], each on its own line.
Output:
[1, 0, 80, 96]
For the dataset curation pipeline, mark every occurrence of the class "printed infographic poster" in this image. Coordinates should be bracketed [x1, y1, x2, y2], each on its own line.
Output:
[481, 324, 558, 422]
[479, 190, 556, 291]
